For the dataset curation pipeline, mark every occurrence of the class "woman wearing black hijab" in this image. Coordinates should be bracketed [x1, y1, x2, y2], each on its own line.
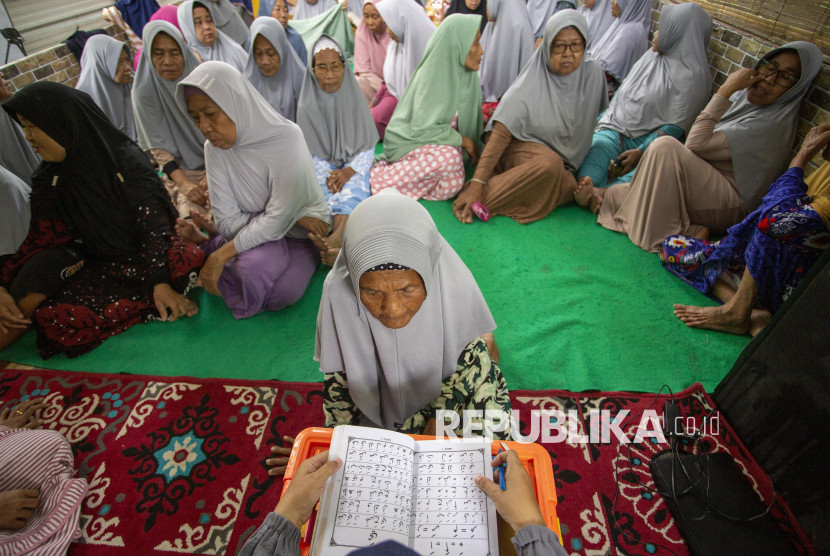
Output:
[443, 0, 487, 32]
[0, 81, 204, 359]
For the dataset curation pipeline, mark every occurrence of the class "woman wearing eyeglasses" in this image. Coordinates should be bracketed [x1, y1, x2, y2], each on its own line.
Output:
[453, 11, 607, 224]
[591, 41, 822, 253]
[297, 36, 379, 266]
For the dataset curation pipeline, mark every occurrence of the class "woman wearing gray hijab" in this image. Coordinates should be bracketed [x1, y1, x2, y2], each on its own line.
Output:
[75, 34, 136, 140]
[594, 41, 824, 253]
[132, 20, 210, 218]
[575, 3, 711, 194]
[589, 0, 651, 90]
[244, 17, 305, 121]
[454, 11, 608, 224]
[316, 189, 510, 437]
[578, 0, 615, 51]
[178, 1, 248, 71]
[297, 36, 379, 267]
[203, 0, 250, 47]
[479, 0, 534, 103]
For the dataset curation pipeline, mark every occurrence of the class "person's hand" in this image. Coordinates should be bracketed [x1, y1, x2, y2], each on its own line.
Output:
[0, 287, 30, 334]
[274, 450, 342, 529]
[266, 435, 295, 476]
[153, 283, 198, 322]
[196, 251, 227, 296]
[452, 180, 485, 224]
[792, 123, 830, 169]
[482, 332, 499, 365]
[618, 148, 643, 174]
[717, 67, 764, 99]
[180, 179, 207, 206]
[327, 168, 355, 193]
[0, 490, 40, 531]
[0, 398, 44, 430]
[298, 216, 330, 238]
[461, 136, 479, 166]
[583, 0, 594, 8]
[340, 0, 348, 9]
[474, 450, 547, 533]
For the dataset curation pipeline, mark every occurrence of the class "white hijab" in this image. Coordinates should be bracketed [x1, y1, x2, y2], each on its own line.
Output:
[293, 0, 337, 20]
[589, 0, 651, 80]
[178, 0, 248, 72]
[76, 35, 136, 140]
[578, 0, 615, 50]
[479, 0, 535, 102]
[0, 164, 30, 256]
[597, 2, 712, 137]
[315, 190, 497, 429]
[244, 17, 306, 122]
[176, 61, 329, 252]
[488, 10, 608, 169]
[375, 0, 435, 99]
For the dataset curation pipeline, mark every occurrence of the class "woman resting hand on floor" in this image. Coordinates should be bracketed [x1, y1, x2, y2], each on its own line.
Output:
[662, 123, 830, 336]
[0, 82, 203, 359]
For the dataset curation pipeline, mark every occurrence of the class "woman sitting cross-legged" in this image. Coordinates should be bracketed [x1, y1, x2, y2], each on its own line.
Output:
[453, 11, 607, 224]
[316, 190, 509, 438]
[575, 2, 712, 203]
[663, 124, 830, 336]
[0, 82, 204, 359]
[298, 36, 379, 266]
[370, 14, 484, 201]
[174, 61, 330, 320]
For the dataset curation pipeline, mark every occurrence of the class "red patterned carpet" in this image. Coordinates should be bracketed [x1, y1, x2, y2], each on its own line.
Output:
[0, 366, 810, 555]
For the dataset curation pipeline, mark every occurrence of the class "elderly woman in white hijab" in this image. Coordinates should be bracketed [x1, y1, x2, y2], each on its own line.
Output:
[178, 1, 247, 71]
[593, 41, 824, 253]
[578, 0, 615, 51]
[454, 11, 608, 225]
[298, 36, 379, 267]
[174, 61, 331, 319]
[316, 190, 510, 437]
[575, 3, 712, 198]
[132, 20, 210, 219]
[244, 17, 305, 122]
[479, 0, 534, 104]
[370, 0, 435, 139]
[75, 35, 136, 140]
[589, 0, 651, 93]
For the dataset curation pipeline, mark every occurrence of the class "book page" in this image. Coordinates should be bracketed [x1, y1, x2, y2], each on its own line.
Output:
[410, 439, 499, 556]
[313, 426, 415, 554]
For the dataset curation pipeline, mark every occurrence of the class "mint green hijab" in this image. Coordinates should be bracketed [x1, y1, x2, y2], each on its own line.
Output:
[380, 14, 483, 163]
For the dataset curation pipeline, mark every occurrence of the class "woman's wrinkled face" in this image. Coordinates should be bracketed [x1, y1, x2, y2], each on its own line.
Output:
[151, 33, 185, 81]
[17, 115, 66, 162]
[465, 0, 481, 9]
[313, 48, 345, 93]
[253, 34, 282, 77]
[464, 30, 483, 71]
[187, 94, 238, 149]
[271, 0, 289, 27]
[549, 28, 584, 76]
[359, 269, 427, 329]
[747, 50, 801, 106]
[363, 3, 384, 34]
[113, 47, 133, 84]
[611, 0, 620, 17]
[193, 5, 217, 47]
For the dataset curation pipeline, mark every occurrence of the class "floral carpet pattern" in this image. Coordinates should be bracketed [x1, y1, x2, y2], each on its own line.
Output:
[0, 365, 810, 555]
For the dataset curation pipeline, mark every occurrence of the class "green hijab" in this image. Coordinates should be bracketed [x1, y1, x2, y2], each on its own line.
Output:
[380, 14, 483, 163]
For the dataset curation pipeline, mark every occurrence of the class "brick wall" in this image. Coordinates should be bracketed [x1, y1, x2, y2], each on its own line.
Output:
[0, 25, 132, 93]
[651, 0, 830, 176]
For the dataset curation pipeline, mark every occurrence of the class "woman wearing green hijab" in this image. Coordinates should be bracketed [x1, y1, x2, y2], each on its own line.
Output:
[369, 14, 484, 201]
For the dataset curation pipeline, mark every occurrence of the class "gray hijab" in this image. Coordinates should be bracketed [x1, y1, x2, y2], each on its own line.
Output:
[205, 0, 250, 46]
[178, 0, 248, 72]
[297, 36, 379, 167]
[0, 164, 30, 256]
[598, 2, 712, 138]
[526, 0, 557, 39]
[716, 41, 824, 212]
[589, 0, 650, 80]
[0, 111, 39, 184]
[578, 0, 615, 50]
[488, 11, 608, 169]
[293, 0, 337, 20]
[375, 0, 435, 99]
[244, 17, 305, 121]
[76, 34, 136, 140]
[132, 21, 205, 170]
[479, 0, 535, 102]
[315, 190, 497, 429]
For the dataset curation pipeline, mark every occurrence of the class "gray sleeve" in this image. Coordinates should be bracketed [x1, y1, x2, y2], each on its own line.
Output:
[511, 525, 569, 556]
[237, 512, 302, 556]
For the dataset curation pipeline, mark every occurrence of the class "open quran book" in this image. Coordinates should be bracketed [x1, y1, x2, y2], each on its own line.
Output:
[311, 425, 499, 555]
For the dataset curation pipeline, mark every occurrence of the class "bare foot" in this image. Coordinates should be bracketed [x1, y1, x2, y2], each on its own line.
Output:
[189, 210, 219, 237]
[574, 176, 594, 207]
[588, 187, 605, 214]
[0, 489, 39, 530]
[308, 233, 328, 253]
[321, 247, 340, 266]
[749, 308, 771, 337]
[692, 226, 710, 241]
[175, 218, 208, 246]
[672, 303, 750, 335]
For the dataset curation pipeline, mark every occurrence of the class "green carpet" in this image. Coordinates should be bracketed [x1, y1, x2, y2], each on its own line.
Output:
[2, 201, 749, 392]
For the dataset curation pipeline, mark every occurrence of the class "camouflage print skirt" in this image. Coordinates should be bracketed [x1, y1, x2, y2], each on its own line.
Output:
[323, 337, 512, 440]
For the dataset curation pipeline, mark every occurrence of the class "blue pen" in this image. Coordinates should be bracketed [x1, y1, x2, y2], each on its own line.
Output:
[498, 442, 508, 491]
